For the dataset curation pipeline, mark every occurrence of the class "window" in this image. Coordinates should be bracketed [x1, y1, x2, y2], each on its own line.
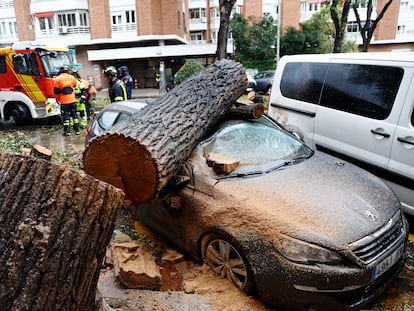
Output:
[347, 21, 359, 33]
[56, 11, 89, 31]
[190, 8, 205, 20]
[58, 13, 76, 27]
[397, 25, 406, 35]
[320, 64, 403, 120]
[13, 53, 39, 76]
[190, 32, 203, 42]
[280, 62, 404, 120]
[0, 19, 18, 40]
[280, 62, 328, 105]
[111, 10, 136, 32]
[39, 16, 55, 32]
[0, 56, 6, 74]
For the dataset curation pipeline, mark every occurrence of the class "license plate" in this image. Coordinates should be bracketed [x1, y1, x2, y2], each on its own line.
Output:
[372, 243, 404, 280]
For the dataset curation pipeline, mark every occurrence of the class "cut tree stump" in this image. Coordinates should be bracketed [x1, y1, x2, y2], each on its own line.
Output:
[83, 59, 247, 204]
[0, 153, 125, 311]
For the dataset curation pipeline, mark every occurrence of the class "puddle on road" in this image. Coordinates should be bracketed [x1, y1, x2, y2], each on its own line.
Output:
[0, 124, 86, 155]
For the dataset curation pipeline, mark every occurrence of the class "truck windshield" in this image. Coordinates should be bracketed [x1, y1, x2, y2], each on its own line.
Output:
[39, 50, 73, 78]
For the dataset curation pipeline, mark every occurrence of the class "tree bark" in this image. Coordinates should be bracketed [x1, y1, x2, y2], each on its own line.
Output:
[216, 0, 236, 59]
[83, 59, 247, 204]
[226, 102, 264, 120]
[0, 153, 125, 311]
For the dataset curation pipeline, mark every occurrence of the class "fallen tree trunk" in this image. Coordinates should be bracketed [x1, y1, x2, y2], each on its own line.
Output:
[83, 59, 247, 204]
[0, 153, 125, 311]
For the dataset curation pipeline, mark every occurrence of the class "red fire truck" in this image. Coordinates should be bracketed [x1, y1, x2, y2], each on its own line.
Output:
[0, 41, 73, 124]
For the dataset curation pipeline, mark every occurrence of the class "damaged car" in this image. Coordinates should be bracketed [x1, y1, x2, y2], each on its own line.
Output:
[134, 115, 408, 311]
[87, 101, 408, 310]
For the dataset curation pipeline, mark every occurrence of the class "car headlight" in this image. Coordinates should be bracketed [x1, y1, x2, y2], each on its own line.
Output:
[278, 236, 344, 265]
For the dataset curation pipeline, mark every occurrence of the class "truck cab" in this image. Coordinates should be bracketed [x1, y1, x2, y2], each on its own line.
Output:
[0, 41, 73, 124]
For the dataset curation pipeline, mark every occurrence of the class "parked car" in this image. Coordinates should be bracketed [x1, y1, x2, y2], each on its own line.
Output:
[86, 102, 408, 311]
[268, 52, 414, 216]
[85, 99, 150, 144]
[254, 70, 274, 93]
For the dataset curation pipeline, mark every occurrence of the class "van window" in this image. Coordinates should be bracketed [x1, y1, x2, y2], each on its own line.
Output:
[280, 62, 328, 104]
[320, 63, 404, 120]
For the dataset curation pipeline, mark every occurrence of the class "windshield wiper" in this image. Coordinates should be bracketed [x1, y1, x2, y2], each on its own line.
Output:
[217, 160, 292, 180]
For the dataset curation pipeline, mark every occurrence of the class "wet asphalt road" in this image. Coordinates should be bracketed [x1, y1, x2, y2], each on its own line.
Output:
[1, 120, 414, 310]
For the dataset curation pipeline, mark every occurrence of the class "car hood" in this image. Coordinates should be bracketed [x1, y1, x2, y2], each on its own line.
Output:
[190, 151, 400, 250]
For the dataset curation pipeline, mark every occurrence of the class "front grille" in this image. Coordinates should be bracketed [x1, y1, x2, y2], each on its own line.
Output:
[349, 211, 406, 264]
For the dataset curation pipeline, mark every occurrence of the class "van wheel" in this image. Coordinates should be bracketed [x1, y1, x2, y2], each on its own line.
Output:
[201, 234, 254, 294]
[11, 104, 31, 125]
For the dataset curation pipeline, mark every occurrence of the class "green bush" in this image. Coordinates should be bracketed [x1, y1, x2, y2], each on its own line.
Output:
[0, 132, 32, 153]
[174, 59, 204, 86]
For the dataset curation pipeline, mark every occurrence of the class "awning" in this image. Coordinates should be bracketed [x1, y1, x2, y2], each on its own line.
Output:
[35, 12, 54, 18]
[87, 43, 233, 61]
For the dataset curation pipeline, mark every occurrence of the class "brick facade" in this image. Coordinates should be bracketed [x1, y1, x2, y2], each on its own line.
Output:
[88, 0, 112, 39]
[13, 0, 34, 41]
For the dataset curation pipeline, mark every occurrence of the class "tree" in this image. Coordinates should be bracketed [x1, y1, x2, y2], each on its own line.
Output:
[216, 0, 236, 59]
[353, 0, 394, 52]
[230, 13, 277, 70]
[84, 60, 247, 204]
[301, 6, 336, 53]
[174, 59, 204, 86]
[280, 7, 356, 56]
[280, 27, 306, 56]
[330, 0, 352, 53]
[0, 153, 125, 310]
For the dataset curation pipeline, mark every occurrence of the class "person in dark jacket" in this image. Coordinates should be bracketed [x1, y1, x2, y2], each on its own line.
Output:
[118, 65, 134, 99]
[103, 66, 127, 102]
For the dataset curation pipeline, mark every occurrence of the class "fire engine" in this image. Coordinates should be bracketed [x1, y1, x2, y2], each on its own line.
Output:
[0, 41, 74, 124]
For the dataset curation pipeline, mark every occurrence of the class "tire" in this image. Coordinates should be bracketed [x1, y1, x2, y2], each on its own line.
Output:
[202, 234, 254, 294]
[11, 104, 31, 125]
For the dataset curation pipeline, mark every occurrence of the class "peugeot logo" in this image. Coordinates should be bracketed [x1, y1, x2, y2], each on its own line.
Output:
[364, 210, 378, 221]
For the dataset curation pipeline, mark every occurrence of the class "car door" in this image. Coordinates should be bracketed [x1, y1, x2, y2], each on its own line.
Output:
[387, 72, 414, 212]
[313, 61, 405, 170]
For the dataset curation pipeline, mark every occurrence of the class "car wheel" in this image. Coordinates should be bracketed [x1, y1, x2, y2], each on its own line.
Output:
[202, 235, 254, 294]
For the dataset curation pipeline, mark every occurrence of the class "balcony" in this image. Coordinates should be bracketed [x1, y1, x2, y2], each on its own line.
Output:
[30, 0, 88, 14]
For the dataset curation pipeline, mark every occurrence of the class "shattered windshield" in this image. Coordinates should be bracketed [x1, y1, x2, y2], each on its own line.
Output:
[201, 117, 312, 174]
[39, 50, 73, 78]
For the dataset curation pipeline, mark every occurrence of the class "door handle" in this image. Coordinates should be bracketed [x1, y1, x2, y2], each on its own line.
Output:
[370, 129, 390, 138]
[397, 137, 414, 146]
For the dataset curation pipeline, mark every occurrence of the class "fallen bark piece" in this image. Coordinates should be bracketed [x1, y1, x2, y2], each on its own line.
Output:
[204, 152, 240, 174]
[161, 249, 185, 263]
[110, 240, 162, 290]
[30, 144, 53, 160]
[0, 152, 125, 311]
[83, 59, 247, 204]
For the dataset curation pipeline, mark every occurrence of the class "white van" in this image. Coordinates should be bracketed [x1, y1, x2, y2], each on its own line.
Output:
[268, 52, 414, 216]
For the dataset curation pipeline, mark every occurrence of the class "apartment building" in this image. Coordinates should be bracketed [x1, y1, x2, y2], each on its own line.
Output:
[1, 0, 413, 89]
[1, 0, 231, 89]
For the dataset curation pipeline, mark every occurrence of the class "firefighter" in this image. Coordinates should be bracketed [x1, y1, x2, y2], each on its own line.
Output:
[103, 66, 127, 102]
[118, 66, 134, 99]
[86, 76, 97, 119]
[71, 70, 88, 128]
[54, 66, 80, 136]
[155, 71, 161, 89]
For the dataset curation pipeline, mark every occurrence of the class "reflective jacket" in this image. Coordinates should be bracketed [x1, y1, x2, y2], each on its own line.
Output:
[108, 78, 127, 102]
[54, 73, 77, 104]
